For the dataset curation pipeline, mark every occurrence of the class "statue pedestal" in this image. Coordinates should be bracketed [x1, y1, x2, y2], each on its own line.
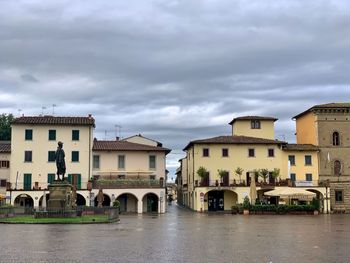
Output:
[46, 180, 76, 217]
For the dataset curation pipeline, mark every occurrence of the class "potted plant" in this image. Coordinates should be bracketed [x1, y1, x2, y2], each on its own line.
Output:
[259, 169, 269, 184]
[311, 198, 320, 215]
[243, 196, 250, 215]
[271, 168, 280, 185]
[197, 166, 208, 186]
[234, 167, 244, 185]
[218, 169, 228, 186]
[253, 169, 260, 185]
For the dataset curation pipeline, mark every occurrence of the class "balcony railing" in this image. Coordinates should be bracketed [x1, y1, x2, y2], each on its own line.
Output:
[92, 178, 164, 189]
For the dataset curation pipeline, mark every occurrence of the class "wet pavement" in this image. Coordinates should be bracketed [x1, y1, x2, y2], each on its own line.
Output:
[0, 204, 349, 262]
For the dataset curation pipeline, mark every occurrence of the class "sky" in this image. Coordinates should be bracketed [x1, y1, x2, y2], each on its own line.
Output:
[1, 0, 350, 178]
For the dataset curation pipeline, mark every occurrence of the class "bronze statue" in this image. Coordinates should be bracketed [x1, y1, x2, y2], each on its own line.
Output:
[55, 141, 66, 181]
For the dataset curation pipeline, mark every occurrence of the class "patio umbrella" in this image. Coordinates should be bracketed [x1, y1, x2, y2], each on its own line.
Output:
[249, 174, 257, 205]
[264, 188, 316, 201]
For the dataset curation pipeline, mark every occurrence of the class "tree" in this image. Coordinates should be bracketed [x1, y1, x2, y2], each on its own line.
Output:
[271, 168, 280, 185]
[234, 167, 244, 183]
[0, 113, 14, 141]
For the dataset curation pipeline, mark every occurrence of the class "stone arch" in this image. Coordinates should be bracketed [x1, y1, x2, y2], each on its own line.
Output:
[203, 189, 238, 212]
[306, 189, 324, 212]
[142, 192, 159, 213]
[76, 193, 86, 206]
[14, 194, 34, 208]
[39, 193, 50, 208]
[116, 193, 139, 213]
[94, 193, 111, 207]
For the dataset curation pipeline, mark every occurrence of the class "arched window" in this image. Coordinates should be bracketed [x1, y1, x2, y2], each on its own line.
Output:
[334, 160, 341, 176]
[333, 132, 340, 146]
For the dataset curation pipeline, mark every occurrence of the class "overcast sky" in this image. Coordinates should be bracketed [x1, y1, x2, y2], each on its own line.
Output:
[1, 0, 350, 177]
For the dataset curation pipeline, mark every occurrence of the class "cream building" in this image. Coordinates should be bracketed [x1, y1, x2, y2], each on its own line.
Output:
[178, 116, 328, 213]
[0, 141, 11, 204]
[92, 137, 170, 213]
[7, 116, 95, 207]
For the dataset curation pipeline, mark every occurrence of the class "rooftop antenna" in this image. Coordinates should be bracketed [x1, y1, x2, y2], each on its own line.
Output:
[104, 130, 107, 140]
[115, 125, 122, 139]
[18, 109, 22, 116]
[41, 106, 47, 115]
[52, 104, 57, 115]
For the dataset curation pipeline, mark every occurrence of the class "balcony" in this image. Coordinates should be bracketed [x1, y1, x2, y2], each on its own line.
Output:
[194, 179, 292, 188]
[92, 178, 164, 189]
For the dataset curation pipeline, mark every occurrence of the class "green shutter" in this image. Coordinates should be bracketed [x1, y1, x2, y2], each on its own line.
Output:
[48, 174, 55, 184]
[77, 174, 81, 190]
[23, 174, 32, 190]
[68, 174, 72, 184]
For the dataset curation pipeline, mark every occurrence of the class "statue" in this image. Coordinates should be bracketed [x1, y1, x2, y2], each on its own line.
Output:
[97, 188, 104, 208]
[55, 141, 66, 181]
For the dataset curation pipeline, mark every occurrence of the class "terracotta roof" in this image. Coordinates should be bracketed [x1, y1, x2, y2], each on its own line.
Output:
[0, 141, 11, 153]
[282, 144, 319, 151]
[293, 103, 350, 119]
[229, 116, 278, 125]
[93, 140, 171, 154]
[12, 116, 95, 127]
[183, 135, 286, 150]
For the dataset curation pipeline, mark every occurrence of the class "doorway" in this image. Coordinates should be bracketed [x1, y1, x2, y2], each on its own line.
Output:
[208, 191, 224, 211]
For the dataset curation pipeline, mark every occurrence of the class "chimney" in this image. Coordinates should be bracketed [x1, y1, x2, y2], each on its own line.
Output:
[116, 136, 120, 141]
[94, 138, 97, 141]
[88, 114, 92, 118]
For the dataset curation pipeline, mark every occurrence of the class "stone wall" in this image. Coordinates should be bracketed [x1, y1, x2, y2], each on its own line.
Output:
[330, 182, 350, 213]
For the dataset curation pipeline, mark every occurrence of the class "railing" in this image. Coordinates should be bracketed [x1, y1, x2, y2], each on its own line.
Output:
[194, 179, 294, 187]
[93, 178, 164, 189]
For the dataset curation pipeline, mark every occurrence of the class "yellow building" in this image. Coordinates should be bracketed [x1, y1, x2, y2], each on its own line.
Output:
[92, 138, 170, 213]
[178, 116, 328, 213]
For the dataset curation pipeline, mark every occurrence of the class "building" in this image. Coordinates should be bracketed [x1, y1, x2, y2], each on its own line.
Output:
[91, 137, 170, 213]
[177, 116, 328, 212]
[7, 115, 95, 207]
[294, 103, 350, 212]
[0, 141, 11, 204]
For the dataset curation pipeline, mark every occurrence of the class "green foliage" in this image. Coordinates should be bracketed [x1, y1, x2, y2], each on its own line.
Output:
[271, 168, 280, 180]
[197, 166, 208, 178]
[311, 198, 320, 211]
[259, 169, 269, 182]
[253, 169, 260, 181]
[234, 167, 244, 176]
[217, 169, 228, 178]
[249, 204, 318, 213]
[0, 113, 14, 141]
[113, 200, 120, 208]
[243, 196, 250, 210]
[249, 205, 276, 212]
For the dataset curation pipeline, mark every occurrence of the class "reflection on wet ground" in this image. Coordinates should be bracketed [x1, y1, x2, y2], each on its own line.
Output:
[1, 204, 350, 262]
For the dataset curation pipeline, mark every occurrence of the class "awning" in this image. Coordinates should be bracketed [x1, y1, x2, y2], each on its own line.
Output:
[0, 194, 5, 200]
[264, 188, 316, 201]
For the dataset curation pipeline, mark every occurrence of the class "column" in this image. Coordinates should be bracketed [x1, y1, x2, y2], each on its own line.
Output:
[137, 200, 143, 214]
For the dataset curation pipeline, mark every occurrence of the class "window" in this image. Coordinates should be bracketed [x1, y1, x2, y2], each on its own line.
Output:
[333, 132, 340, 146]
[48, 151, 56, 162]
[290, 173, 296, 182]
[24, 151, 32, 162]
[268, 148, 274, 157]
[0, 179, 6, 187]
[334, 160, 341, 176]
[335, 190, 343, 202]
[93, 155, 100, 169]
[203, 148, 209, 157]
[48, 130, 56, 141]
[251, 120, 261, 129]
[149, 155, 156, 169]
[71, 151, 79, 162]
[72, 130, 80, 141]
[0, 160, 10, 168]
[118, 155, 125, 169]
[305, 155, 312, 165]
[222, 148, 229, 157]
[48, 173, 55, 184]
[23, 173, 32, 190]
[25, 129, 33, 140]
[306, 173, 312, 181]
[68, 174, 81, 189]
[248, 148, 255, 157]
[288, 155, 296, 166]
